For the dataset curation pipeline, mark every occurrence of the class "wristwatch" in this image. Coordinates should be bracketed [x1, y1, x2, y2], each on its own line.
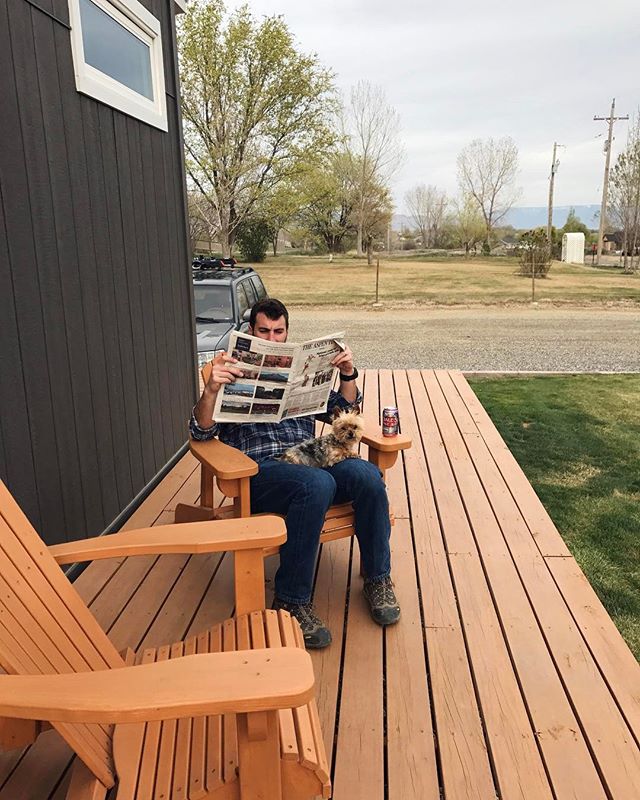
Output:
[339, 367, 359, 382]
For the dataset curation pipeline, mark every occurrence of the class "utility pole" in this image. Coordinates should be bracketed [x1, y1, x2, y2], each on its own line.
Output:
[594, 98, 628, 265]
[546, 142, 563, 248]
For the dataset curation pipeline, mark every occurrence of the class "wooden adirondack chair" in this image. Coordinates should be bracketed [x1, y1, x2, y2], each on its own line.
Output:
[176, 364, 411, 553]
[0, 479, 331, 799]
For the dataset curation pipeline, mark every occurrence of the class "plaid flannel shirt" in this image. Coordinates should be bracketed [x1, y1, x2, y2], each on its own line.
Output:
[189, 388, 362, 464]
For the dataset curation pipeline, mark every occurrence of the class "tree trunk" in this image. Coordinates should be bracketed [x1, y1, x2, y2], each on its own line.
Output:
[631, 228, 639, 273]
[356, 223, 363, 257]
[219, 228, 231, 259]
[219, 204, 232, 258]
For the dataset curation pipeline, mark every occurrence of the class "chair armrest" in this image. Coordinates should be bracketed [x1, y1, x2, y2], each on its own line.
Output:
[361, 427, 412, 453]
[48, 516, 286, 565]
[0, 650, 314, 724]
[190, 437, 259, 480]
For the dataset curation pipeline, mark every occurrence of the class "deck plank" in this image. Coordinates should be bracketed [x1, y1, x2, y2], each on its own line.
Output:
[430, 370, 610, 799]
[2, 369, 639, 799]
[443, 370, 640, 796]
[0, 730, 73, 800]
[310, 537, 351, 764]
[331, 370, 385, 800]
[379, 370, 440, 800]
[398, 369, 497, 800]
[122, 452, 199, 530]
[137, 552, 222, 649]
[412, 371, 553, 800]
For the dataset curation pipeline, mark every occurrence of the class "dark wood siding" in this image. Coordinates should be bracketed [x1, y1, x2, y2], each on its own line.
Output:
[0, 0, 196, 544]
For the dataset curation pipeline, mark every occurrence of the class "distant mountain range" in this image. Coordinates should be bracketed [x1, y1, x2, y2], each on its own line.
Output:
[503, 205, 600, 230]
[393, 205, 601, 232]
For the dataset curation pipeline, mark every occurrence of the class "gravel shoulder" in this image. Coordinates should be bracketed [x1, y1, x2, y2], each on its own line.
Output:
[287, 307, 640, 372]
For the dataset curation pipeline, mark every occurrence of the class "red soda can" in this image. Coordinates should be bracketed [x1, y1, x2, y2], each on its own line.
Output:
[382, 406, 399, 437]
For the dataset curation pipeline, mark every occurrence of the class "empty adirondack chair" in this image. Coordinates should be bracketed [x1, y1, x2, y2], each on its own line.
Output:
[0, 479, 331, 799]
[176, 364, 411, 548]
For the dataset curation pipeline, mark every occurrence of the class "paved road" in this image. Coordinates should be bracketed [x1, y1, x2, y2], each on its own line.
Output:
[287, 307, 640, 372]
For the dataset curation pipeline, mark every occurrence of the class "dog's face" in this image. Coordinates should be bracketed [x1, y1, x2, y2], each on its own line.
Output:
[332, 410, 365, 444]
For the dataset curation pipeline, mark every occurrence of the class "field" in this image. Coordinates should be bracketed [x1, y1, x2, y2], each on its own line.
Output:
[256, 254, 640, 307]
[469, 374, 640, 660]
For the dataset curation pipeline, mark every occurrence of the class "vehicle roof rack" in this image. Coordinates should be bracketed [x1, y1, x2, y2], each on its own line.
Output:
[192, 266, 254, 279]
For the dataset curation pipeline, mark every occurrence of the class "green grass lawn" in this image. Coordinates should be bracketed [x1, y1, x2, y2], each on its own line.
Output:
[255, 254, 640, 306]
[468, 374, 640, 660]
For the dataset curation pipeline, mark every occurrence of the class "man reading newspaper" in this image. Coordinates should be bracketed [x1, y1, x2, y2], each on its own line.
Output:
[190, 298, 400, 649]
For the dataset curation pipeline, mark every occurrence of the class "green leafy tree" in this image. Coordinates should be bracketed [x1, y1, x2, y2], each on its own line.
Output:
[360, 178, 393, 264]
[235, 217, 274, 262]
[562, 207, 590, 237]
[178, 1, 336, 256]
[452, 194, 486, 257]
[257, 183, 302, 256]
[295, 152, 357, 254]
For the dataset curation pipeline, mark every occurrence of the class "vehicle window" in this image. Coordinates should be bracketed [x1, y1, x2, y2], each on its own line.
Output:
[193, 285, 233, 322]
[251, 275, 267, 300]
[243, 279, 257, 307]
[236, 282, 250, 317]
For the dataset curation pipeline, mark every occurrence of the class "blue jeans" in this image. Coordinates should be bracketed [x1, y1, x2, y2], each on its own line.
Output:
[250, 458, 391, 604]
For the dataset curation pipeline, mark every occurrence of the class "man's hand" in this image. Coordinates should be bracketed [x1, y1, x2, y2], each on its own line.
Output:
[204, 353, 244, 396]
[332, 345, 355, 376]
[194, 352, 244, 429]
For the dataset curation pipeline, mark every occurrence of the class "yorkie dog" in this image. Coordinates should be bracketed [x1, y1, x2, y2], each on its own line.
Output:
[280, 410, 365, 468]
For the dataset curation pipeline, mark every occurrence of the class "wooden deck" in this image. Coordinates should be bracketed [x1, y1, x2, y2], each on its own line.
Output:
[1, 369, 639, 799]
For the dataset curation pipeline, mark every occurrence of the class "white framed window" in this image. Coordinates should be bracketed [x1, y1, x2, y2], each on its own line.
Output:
[68, 0, 168, 131]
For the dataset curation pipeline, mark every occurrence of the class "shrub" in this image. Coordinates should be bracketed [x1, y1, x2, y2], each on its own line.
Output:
[517, 228, 552, 277]
[235, 218, 274, 262]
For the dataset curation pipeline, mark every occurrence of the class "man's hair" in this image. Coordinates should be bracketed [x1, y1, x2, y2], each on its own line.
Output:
[249, 298, 289, 330]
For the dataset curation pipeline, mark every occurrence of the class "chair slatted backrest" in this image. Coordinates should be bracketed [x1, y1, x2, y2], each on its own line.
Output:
[0, 480, 125, 788]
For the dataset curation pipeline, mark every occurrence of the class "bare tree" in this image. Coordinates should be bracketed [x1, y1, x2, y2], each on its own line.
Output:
[405, 184, 448, 248]
[187, 192, 218, 254]
[342, 82, 404, 257]
[609, 115, 640, 273]
[457, 137, 520, 248]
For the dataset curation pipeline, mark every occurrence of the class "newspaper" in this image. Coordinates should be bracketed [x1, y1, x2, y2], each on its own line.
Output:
[212, 330, 346, 423]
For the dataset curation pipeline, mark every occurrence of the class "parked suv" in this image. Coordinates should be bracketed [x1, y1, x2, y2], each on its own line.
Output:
[192, 264, 268, 368]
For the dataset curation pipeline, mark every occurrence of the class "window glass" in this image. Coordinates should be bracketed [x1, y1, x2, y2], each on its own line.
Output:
[251, 275, 267, 300]
[79, 0, 153, 100]
[193, 286, 233, 322]
[236, 283, 250, 316]
[243, 279, 257, 307]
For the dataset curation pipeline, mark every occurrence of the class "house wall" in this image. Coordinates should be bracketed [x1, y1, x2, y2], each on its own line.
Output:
[0, 0, 197, 543]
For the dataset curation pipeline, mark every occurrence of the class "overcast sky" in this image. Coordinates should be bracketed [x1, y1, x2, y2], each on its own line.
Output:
[228, 0, 638, 214]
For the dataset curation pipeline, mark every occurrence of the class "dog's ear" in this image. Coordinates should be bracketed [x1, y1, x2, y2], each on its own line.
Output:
[333, 403, 361, 418]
